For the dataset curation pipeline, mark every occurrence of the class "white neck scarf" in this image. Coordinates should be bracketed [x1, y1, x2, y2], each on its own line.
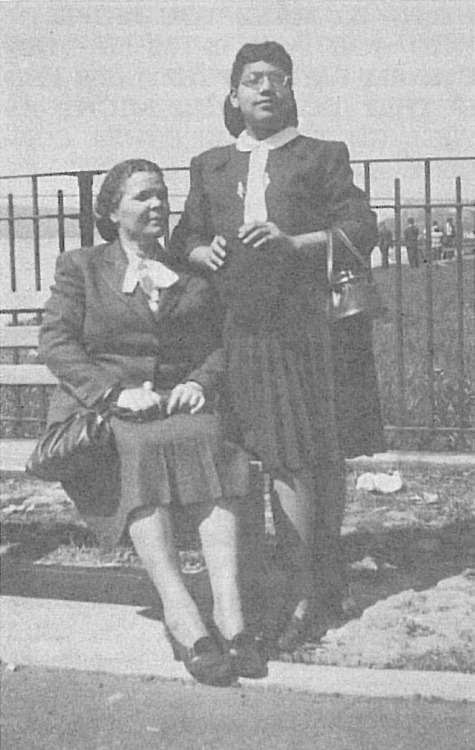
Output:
[122, 243, 178, 312]
[235, 127, 300, 223]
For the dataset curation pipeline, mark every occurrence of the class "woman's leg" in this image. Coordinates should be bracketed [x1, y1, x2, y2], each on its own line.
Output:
[198, 499, 245, 640]
[272, 467, 316, 617]
[128, 506, 208, 649]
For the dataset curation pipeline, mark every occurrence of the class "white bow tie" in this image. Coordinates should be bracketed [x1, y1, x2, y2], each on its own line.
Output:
[235, 127, 300, 224]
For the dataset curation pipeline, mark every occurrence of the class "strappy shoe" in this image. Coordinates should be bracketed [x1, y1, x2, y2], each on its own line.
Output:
[227, 632, 268, 679]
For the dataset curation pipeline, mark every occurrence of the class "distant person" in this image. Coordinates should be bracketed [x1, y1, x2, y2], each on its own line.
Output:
[431, 221, 444, 261]
[442, 217, 456, 259]
[404, 217, 421, 268]
[378, 222, 393, 268]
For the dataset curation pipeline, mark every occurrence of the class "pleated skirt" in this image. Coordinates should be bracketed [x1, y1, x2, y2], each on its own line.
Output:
[63, 410, 249, 548]
[224, 307, 342, 474]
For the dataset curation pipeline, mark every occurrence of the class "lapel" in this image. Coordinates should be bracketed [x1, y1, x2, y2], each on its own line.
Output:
[101, 240, 157, 328]
[208, 146, 250, 224]
[101, 239, 186, 327]
[153, 273, 186, 321]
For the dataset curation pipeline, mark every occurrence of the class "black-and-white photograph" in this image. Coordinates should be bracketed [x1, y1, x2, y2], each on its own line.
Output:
[1, 1, 474, 748]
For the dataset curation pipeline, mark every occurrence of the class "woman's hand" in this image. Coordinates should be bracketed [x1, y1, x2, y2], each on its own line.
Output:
[116, 382, 162, 412]
[189, 236, 227, 271]
[167, 381, 205, 415]
[238, 221, 295, 252]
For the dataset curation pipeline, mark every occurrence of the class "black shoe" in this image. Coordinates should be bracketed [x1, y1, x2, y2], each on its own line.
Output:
[179, 636, 237, 687]
[227, 632, 268, 679]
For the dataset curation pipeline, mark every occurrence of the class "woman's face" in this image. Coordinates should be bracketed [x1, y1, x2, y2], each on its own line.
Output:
[230, 60, 293, 136]
[110, 171, 169, 242]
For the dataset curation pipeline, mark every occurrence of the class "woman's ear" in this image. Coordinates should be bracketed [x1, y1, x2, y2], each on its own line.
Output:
[229, 88, 240, 110]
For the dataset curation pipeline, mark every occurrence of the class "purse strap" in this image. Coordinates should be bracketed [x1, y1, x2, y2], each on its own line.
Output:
[327, 228, 372, 281]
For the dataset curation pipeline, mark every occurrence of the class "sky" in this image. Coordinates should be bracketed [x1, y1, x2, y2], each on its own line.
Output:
[1, 0, 474, 200]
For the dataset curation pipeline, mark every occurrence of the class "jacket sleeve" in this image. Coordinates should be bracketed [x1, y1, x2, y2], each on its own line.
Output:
[187, 347, 225, 394]
[39, 252, 121, 408]
[170, 154, 215, 259]
[323, 143, 378, 265]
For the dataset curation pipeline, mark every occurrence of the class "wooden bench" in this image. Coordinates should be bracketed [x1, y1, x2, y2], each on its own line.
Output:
[0, 307, 267, 614]
[0, 291, 51, 470]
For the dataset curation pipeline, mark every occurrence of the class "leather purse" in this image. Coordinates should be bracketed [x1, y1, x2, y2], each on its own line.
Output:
[26, 408, 116, 482]
[326, 228, 386, 322]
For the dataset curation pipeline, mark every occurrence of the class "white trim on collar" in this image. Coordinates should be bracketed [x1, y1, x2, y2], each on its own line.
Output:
[235, 126, 300, 152]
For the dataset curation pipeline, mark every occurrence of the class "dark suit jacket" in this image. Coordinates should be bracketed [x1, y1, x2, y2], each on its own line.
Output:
[40, 240, 224, 426]
[171, 136, 385, 457]
[172, 136, 378, 272]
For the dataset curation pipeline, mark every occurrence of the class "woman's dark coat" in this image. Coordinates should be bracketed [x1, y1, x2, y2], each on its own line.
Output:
[171, 136, 385, 457]
[39, 240, 225, 523]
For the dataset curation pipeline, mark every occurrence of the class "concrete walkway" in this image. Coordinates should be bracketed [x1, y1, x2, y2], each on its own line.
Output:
[2, 595, 474, 703]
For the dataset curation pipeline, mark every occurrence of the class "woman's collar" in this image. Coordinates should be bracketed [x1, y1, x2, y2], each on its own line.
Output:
[235, 126, 300, 152]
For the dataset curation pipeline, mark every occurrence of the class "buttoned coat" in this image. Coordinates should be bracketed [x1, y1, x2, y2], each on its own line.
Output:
[172, 136, 384, 457]
[40, 240, 224, 427]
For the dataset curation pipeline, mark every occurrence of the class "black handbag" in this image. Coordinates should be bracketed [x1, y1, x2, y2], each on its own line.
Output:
[327, 228, 386, 322]
[26, 408, 116, 482]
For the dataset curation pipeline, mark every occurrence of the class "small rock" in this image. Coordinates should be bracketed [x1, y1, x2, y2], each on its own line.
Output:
[422, 492, 439, 504]
[356, 471, 403, 494]
[373, 471, 403, 494]
[356, 473, 376, 492]
[350, 556, 379, 571]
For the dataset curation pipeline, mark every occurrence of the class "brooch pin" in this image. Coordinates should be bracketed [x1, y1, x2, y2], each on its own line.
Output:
[237, 181, 245, 200]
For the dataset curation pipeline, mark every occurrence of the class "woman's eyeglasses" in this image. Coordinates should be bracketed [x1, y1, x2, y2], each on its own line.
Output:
[240, 72, 291, 90]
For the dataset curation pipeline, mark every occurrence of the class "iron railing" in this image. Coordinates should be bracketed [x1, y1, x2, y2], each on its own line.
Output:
[1, 157, 474, 447]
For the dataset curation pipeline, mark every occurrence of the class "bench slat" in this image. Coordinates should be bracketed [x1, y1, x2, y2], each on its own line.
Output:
[0, 327, 41, 347]
[0, 289, 50, 313]
[0, 364, 57, 385]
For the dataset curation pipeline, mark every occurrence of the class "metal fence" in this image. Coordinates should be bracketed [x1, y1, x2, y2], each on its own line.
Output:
[1, 157, 474, 447]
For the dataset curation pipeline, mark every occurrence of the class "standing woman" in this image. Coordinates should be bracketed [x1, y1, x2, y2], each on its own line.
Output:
[172, 42, 383, 650]
[38, 158, 268, 684]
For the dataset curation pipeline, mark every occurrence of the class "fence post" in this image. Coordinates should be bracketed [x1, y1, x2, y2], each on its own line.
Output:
[424, 159, 435, 436]
[363, 161, 371, 201]
[77, 172, 95, 247]
[32, 175, 41, 290]
[7, 194, 16, 292]
[455, 177, 465, 441]
[57, 190, 66, 253]
[394, 178, 406, 435]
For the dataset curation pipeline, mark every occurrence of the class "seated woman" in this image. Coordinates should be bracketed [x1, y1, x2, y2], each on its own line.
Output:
[38, 158, 267, 686]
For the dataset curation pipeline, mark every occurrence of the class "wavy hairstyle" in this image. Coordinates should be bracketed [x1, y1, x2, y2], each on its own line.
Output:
[94, 159, 164, 242]
[224, 41, 298, 138]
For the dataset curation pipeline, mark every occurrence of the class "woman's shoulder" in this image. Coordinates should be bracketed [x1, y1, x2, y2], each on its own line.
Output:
[294, 135, 350, 160]
[191, 143, 235, 170]
[56, 242, 111, 269]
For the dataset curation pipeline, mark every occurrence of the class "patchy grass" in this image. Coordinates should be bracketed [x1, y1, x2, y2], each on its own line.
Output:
[373, 258, 475, 451]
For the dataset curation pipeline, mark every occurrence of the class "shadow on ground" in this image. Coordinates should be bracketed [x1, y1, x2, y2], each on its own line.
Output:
[2, 515, 474, 634]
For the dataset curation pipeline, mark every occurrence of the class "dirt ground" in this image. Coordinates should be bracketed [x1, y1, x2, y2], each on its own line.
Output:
[1, 465, 474, 672]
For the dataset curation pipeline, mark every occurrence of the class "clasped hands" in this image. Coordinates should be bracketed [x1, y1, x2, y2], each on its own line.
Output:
[190, 221, 295, 271]
[116, 381, 205, 416]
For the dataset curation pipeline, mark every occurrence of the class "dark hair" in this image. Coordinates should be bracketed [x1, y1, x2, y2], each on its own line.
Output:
[94, 159, 164, 242]
[224, 41, 298, 137]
